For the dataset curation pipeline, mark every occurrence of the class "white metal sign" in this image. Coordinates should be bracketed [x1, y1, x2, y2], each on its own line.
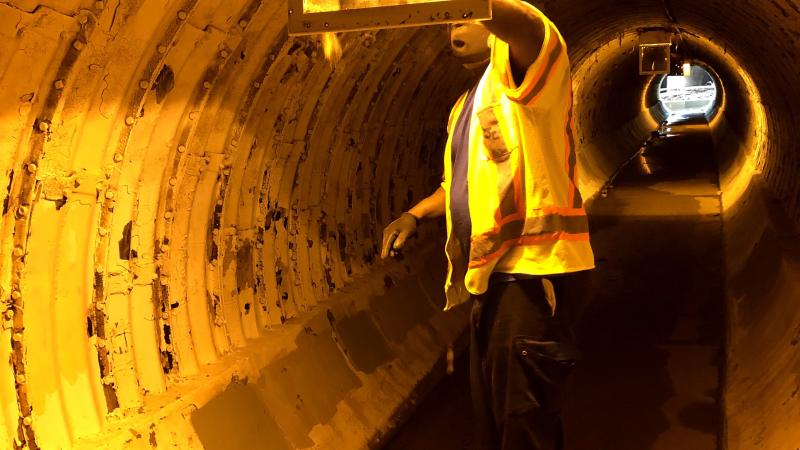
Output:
[288, 0, 492, 36]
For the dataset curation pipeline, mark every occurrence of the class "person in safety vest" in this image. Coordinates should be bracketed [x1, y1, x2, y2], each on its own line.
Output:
[381, 1, 595, 448]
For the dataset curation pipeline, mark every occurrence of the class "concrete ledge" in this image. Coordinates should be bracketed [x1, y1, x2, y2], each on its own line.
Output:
[73, 244, 469, 450]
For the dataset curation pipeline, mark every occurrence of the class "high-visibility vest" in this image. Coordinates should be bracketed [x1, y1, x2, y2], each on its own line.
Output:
[441, 9, 595, 311]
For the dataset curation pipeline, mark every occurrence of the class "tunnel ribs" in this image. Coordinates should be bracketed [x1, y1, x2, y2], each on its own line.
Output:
[2, 4, 107, 448]
[90, 0, 206, 410]
[214, 22, 294, 334]
[0, 0, 501, 445]
[1, 2, 512, 441]
[154, 16, 233, 371]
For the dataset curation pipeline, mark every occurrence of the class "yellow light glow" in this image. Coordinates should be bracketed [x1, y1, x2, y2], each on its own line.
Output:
[305, 0, 441, 13]
[640, 74, 660, 129]
[304, 0, 339, 13]
[682, 62, 692, 77]
[322, 32, 342, 67]
[638, 154, 653, 175]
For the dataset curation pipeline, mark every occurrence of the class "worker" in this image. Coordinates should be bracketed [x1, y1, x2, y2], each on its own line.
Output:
[380, 1, 595, 449]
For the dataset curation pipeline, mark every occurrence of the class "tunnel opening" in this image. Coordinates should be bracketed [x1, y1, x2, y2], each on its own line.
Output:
[656, 64, 718, 121]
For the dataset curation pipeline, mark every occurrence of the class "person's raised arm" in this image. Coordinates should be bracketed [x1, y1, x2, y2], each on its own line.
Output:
[480, 0, 546, 84]
[381, 186, 445, 259]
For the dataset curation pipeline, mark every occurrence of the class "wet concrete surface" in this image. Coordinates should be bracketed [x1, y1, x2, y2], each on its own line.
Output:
[384, 116, 724, 450]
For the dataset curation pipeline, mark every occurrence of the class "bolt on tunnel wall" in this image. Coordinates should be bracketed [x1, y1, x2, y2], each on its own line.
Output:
[0, 0, 799, 449]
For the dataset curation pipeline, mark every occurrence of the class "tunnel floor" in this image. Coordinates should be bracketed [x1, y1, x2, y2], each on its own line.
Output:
[384, 116, 725, 450]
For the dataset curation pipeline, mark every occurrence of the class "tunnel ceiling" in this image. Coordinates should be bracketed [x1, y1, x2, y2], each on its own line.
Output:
[0, 0, 798, 448]
[545, 0, 799, 221]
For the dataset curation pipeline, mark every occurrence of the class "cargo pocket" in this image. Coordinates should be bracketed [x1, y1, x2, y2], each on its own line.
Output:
[510, 337, 578, 414]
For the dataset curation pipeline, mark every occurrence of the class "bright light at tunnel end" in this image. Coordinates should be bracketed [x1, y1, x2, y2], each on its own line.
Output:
[657, 64, 718, 117]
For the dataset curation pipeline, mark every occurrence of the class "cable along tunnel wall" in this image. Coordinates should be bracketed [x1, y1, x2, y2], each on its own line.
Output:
[0, 0, 799, 449]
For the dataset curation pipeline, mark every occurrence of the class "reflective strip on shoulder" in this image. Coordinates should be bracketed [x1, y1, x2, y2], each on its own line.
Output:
[496, 19, 566, 107]
[515, 22, 566, 106]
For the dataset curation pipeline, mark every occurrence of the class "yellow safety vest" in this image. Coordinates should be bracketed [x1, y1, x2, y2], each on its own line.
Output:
[442, 10, 595, 310]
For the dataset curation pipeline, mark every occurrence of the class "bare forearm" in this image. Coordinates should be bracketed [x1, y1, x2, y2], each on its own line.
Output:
[408, 186, 446, 220]
[481, 0, 545, 76]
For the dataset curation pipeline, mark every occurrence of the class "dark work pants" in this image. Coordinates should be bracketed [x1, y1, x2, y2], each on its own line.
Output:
[469, 271, 590, 450]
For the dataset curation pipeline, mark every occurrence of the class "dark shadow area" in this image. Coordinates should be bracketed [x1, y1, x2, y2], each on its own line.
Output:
[383, 354, 475, 450]
[566, 119, 723, 450]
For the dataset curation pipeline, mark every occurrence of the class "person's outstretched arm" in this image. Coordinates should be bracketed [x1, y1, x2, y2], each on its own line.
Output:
[481, 0, 547, 83]
[381, 187, 445, 259]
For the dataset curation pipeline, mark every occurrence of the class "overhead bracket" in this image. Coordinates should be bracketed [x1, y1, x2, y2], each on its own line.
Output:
[638, 30, 672, 75]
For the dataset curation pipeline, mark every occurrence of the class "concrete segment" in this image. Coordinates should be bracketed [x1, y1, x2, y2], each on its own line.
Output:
[192, 381, 291, 450]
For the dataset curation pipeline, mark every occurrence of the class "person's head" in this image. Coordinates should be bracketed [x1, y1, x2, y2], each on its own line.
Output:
[449, 22, 491, 71]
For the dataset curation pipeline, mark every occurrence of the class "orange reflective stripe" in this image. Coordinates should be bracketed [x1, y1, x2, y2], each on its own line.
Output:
[516, 24, 564, 105]
[514, 23, 558, 97]
[519, 232, 590, 245]
[539, 206, 586, 216]
[565, 103, 573, 207]
[494, 148, 526, 223]
[562, 90, 584, 209]
[470, 212, 590, 265]
[514, 149, 526, 214]
[479, 208, 588, 242]
[469, 232, 590, 268]
[572, 164, 584, 208]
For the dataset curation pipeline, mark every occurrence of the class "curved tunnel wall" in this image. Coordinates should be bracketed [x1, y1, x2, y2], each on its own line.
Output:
[0, 1, 472, 448]
[0, 0, 799, 449]
[569, 31, 660, 200]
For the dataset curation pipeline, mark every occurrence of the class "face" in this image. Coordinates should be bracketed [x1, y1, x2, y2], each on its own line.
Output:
[450, 22, 491, 64]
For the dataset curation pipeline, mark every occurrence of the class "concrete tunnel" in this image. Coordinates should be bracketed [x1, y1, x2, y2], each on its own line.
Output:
[0, 0, 798, 449]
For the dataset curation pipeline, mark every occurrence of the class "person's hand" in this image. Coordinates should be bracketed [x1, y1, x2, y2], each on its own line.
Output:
[381, 213, 418, 259]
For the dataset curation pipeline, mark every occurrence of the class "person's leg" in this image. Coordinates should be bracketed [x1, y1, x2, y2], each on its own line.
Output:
[480, 278, 580, 450]
[470, 296, 500, 449]
[550, 270, 592, 342]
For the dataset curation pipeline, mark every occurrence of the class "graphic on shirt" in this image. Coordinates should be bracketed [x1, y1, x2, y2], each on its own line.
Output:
[477, 106, 512, 162]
